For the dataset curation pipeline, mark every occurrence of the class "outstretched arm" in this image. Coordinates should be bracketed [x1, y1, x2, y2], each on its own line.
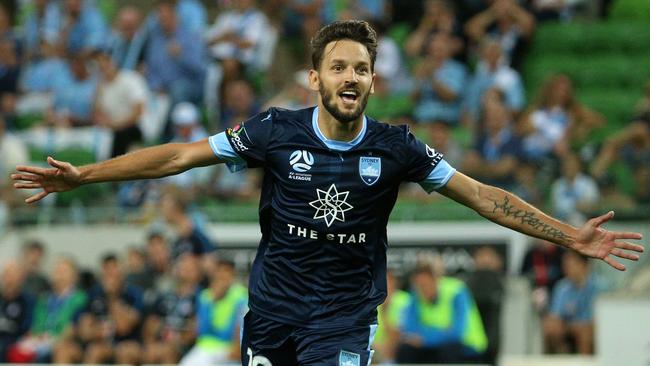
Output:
[12, 139, 222, 203]
[438, 172, 644, 271]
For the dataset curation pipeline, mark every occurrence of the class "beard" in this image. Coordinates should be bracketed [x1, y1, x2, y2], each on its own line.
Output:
[319, 83, 371, 123]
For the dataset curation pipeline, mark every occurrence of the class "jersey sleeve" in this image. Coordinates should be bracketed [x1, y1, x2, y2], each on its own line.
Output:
[208, 109, 274, 170]
[400, 126, 456, 192]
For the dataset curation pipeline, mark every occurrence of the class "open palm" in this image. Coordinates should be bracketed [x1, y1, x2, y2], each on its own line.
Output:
[11, 157, 82, 203]
[572, 211, 644, 271]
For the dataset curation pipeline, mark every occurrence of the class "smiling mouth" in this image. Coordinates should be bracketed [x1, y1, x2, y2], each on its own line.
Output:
[339, 90, 358, 105]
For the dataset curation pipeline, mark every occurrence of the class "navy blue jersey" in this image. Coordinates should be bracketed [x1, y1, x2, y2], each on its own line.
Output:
[210, 107, 454, 328]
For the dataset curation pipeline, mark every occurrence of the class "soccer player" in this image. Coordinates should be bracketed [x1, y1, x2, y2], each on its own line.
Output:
[12, 20, 644, 366]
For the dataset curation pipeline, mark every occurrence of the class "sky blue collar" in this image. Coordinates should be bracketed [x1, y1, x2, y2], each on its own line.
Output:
[311, 107, 367, 151]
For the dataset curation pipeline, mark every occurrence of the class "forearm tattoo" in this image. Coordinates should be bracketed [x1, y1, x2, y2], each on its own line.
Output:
[491, 196, 571, 242]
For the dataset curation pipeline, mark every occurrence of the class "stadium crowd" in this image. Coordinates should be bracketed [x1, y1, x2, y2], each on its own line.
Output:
[0, 0, 648, 364]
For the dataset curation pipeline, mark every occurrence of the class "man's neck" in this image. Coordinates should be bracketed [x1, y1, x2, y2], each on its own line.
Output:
[316, 103, 364, 142]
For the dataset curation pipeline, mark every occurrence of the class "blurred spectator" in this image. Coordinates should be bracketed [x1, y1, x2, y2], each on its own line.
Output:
[221, 78, 260, 129]
[92, 50, 145, 151]
[527, 0, 588, 22]
[396, 260, 487, 364]
[263, 69, 316, 111]
[19, 40, 66, 95]
[169, 102, 204, 141]
[53, 254, 143, 364]
[511, 159, 544, 207]
[145, 0, 206, 109]
[204, 0, 270, 85]
[336, 0, 390, 23]
[283, 0, 332, 55]
[108, 5, 147, 70]
[125, 246, 150, 290]
[520, 239, 565, 314]
[463, 246, 505, 365]
[0, 260, 33, 362]
[543, 250, 599, 354]
[412, 33, 467, 125]
[209, 79, 261, 201]
[595, 174, 636, 213]
[22, 0, 60, 62]
[176, 0, 208, 34]
[19, 240, 50, 298]
[465, 0, 535, 69]
[0, 4, 21, 115]
[550, 153, 599, 225]
[373, 269, 409, 364]
[463, 37, 525, 128]
[404, 0, 464, 59]
[93, 49, 148, 157]
[426, 120, 464, 167]
[164, 102, 213, 191]
[144, 231, 174, 295]
[591, 92, 650, 205]
[179, 258, 247, 366]
[45, 52, 98, 127]
[373, 21, 412, 94]
[520, 74, 604, 162]
[142, 252, 202, 364]
[160, 186, 216, 259]
[57, 0, 108, 56]
[8, 256, 86, 363]
[461, 90, 523, 189]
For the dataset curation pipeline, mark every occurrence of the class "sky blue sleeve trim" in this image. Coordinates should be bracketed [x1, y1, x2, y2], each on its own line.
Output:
[418, 160, 457, 193]
[208, 132, 247, 173]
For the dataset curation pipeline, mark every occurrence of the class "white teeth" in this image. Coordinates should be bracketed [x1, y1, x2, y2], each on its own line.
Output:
[341, 91, 357, 97]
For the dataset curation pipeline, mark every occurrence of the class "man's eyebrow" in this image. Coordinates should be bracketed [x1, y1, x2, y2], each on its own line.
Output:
[329, 59, 370, 66]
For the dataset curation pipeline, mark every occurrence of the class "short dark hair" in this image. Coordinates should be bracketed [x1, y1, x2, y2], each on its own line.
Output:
[23, 239, 44, 253]
[310, 20, 378, 71]
[102, 253, 119, 266]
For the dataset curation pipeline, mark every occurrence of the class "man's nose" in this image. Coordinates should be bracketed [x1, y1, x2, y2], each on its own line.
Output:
[344, 67, 359, 83]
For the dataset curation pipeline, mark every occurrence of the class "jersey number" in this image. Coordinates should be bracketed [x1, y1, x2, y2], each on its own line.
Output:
[247, 347, 272, 366]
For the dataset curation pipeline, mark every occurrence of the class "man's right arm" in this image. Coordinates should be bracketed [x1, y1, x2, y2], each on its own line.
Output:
[12, 139, 223, 203]
[80, 139, 221, 184]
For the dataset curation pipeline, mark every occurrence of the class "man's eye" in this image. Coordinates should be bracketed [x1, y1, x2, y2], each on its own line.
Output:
[333, 65, 343, 71]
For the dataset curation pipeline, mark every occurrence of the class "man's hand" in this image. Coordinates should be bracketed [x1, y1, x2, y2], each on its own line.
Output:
[11, 157, 82, 204]
[572, 211, 644, 271]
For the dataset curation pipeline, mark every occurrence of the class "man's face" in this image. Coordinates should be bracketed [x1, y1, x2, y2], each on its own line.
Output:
[413, 271, 438, 302]
[310, 39, 375, 124]
[158, 5, 177, 33]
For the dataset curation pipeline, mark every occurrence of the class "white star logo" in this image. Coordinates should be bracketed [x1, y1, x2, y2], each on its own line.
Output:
[309, 184, 353, 227]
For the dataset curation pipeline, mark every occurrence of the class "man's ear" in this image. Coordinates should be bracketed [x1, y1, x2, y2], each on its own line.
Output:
[308, 69, 320, 92]
[370, 73, 376, 95]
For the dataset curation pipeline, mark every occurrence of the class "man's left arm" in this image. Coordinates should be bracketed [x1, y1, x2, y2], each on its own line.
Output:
[438, 172, 644, 271]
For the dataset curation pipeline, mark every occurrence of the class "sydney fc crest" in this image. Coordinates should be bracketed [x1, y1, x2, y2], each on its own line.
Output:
[339, 350, 361, 366]
[359, 156, 381, 186]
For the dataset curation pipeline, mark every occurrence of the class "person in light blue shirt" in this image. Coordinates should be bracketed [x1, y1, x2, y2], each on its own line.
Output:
[107, 5, 147, 70]
[144, 1, 206, 107]
[62, 0, 108, 54]
[463, 38, 525, 127]
[48, 53, 98, 126]
[46, 0, 108, 55]
[543, 250, 600, 354]
[20, 41, 67, 93]
[21, 0, 61, 61]
[176, 0, 207, 33]
[413, 33, 467, 125]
